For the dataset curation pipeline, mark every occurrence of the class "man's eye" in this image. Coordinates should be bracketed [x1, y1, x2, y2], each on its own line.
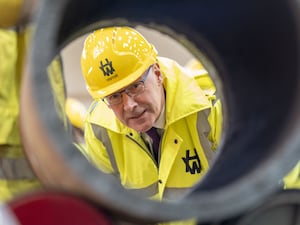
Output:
[109, 94, 120, 100]
[131, 83, 141, 89]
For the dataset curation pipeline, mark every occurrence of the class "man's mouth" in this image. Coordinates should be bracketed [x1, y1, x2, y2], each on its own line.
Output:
[128, 109, 146, 120]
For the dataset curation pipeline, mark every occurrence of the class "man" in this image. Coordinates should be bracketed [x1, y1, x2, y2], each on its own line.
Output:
[80, 26, 222, 201]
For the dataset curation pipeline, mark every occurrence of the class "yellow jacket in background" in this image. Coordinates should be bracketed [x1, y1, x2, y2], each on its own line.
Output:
[284, 162, 300, 189]
[0, 28, 40, 202]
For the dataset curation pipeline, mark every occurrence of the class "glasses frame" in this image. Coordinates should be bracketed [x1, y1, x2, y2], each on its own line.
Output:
[102, 66, 152, 106]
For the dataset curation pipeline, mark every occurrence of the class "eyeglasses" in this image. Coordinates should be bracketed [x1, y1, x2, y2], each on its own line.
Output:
[102, 66, 152, 106]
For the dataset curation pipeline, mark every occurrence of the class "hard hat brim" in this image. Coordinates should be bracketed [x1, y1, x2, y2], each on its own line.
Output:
[88, 56, 156, 99]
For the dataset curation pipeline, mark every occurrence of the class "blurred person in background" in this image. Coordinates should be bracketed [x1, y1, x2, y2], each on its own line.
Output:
[0, 0, 41, 202]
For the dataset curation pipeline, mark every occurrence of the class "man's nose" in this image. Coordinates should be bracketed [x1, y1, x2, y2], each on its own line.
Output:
[122, 93, 138, 110]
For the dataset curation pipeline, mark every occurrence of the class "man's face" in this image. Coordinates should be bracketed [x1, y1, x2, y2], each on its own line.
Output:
[108, 64, 165, 132]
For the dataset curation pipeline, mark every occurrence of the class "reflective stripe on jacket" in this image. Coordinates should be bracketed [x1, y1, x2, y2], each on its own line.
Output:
[83, 57, 221, 201]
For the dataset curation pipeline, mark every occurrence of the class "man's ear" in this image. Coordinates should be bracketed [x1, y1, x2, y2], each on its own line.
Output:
[153, 63, 161, 76]
[152, 63, 163, 84]
[153, 63, 160, 71]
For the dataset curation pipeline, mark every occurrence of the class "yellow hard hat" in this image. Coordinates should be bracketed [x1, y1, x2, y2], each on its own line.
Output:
[65, 98, 87, 129]
[81, 26, 158, 99]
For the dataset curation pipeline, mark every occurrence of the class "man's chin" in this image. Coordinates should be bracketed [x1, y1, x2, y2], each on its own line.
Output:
[127, 112, 155, 132]
[129, 123, 152, 133]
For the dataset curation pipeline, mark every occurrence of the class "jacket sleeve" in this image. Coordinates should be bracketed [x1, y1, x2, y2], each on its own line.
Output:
[82, 121, 115, 174]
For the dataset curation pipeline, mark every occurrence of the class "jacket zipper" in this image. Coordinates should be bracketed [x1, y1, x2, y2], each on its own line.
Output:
[126, 134, 159, 167]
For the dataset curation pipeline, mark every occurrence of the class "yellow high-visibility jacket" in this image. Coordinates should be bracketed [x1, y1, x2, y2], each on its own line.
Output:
[82, 57, 222, 201]
[0, 28, 40, 202]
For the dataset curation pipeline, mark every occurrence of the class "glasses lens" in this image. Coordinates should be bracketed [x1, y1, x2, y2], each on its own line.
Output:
[105, 93, 122, 105]
[104, 67, 150, 106]
[127, 82, 144, 96]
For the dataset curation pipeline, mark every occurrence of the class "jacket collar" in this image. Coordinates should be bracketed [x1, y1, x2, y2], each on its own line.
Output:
[159, 57, 210, 127]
